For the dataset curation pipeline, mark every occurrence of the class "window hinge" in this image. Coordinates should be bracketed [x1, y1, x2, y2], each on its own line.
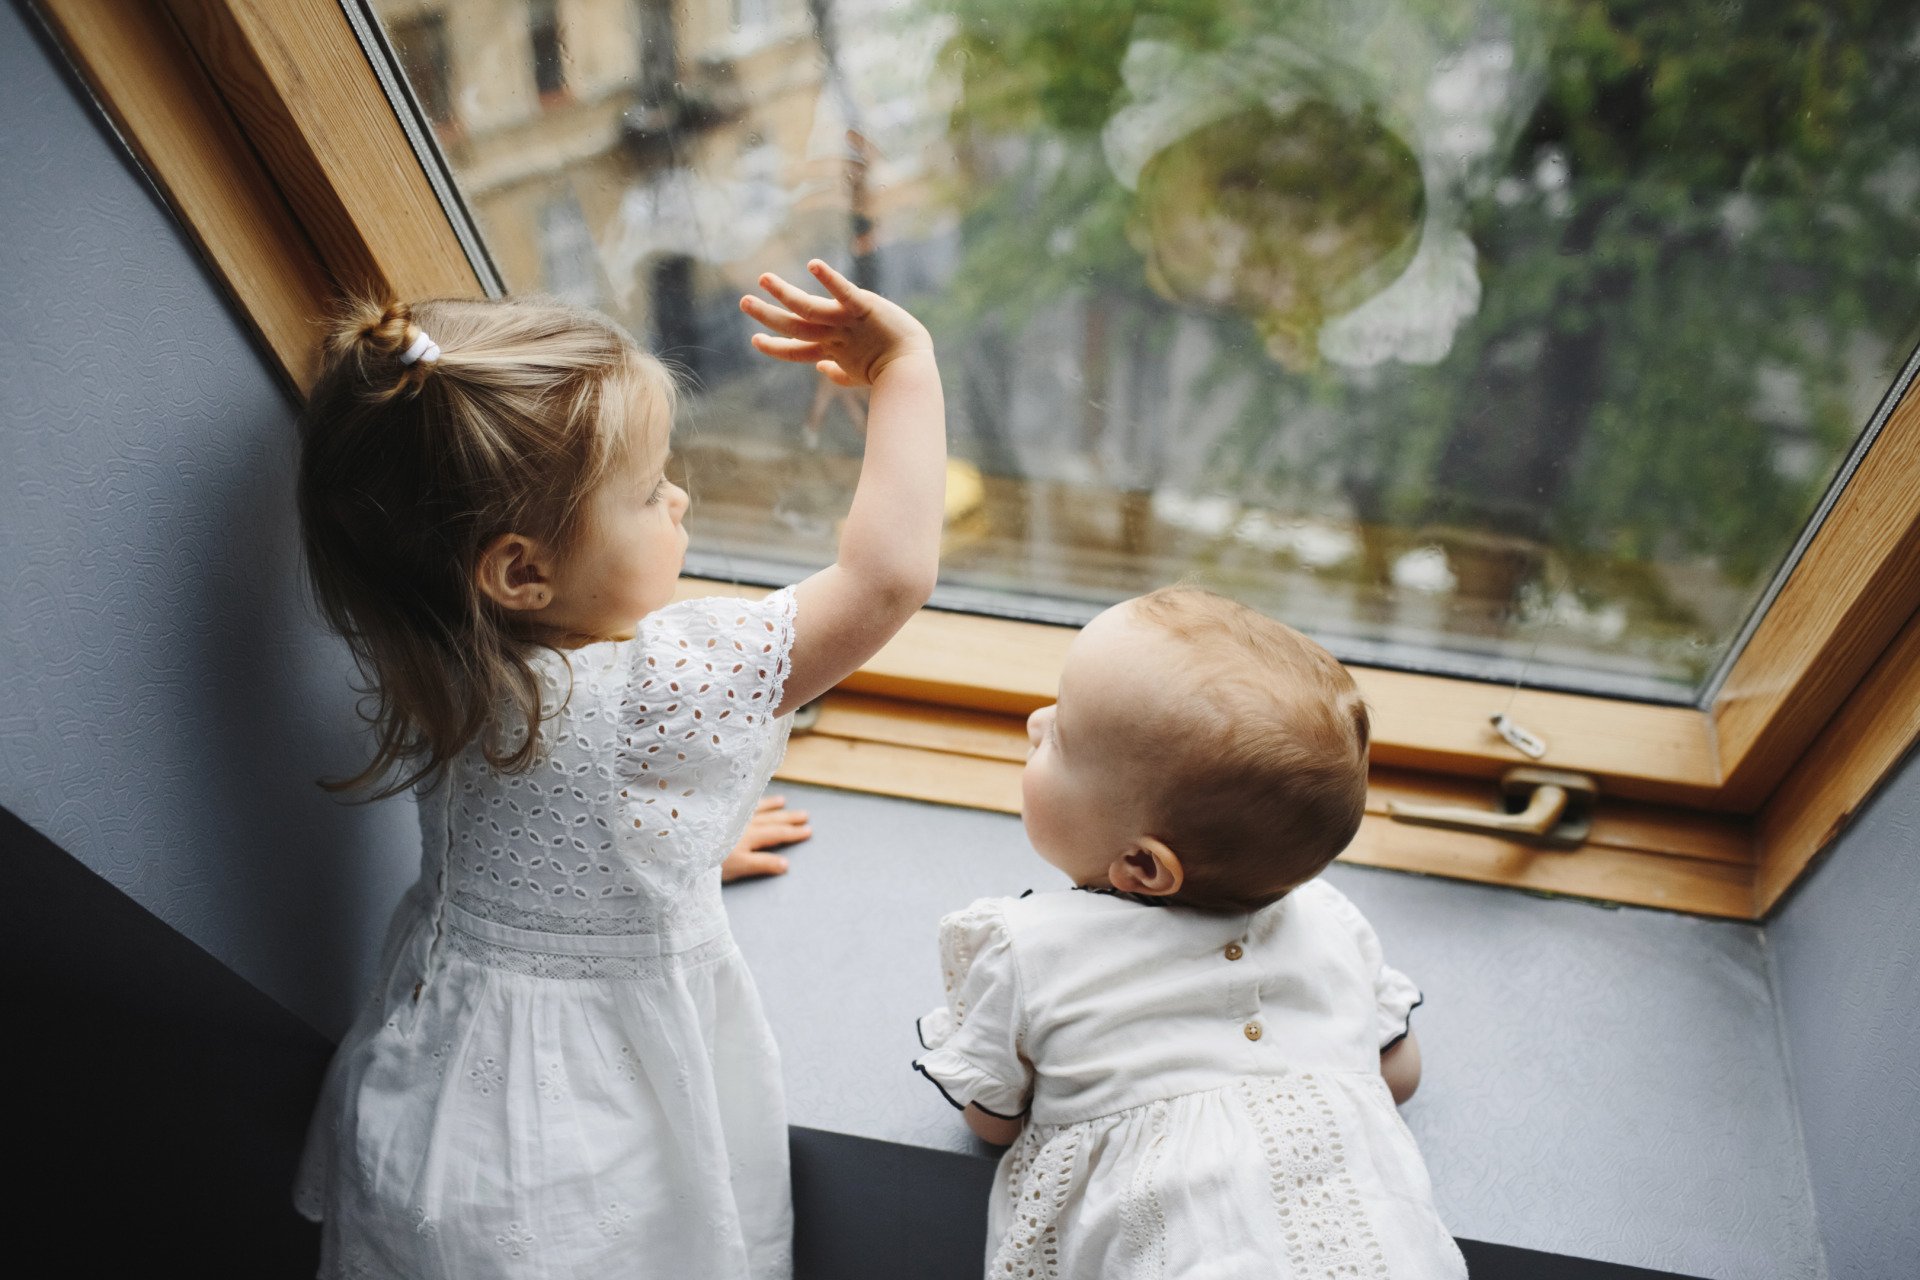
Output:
[1385, 767, 1597, 849]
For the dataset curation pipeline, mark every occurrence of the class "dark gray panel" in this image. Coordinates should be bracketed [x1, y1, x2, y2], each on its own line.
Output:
[2, 801, 327, 1270]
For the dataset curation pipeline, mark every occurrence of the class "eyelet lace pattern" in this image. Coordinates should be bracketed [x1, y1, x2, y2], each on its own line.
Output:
[1236, 1074, 1386, 1276]
[938, 898, 1006, 1021]
[417, 590, 797, 951]
[989, 1123, 1081, 1280]
[1120, 1101, 1171, 1278]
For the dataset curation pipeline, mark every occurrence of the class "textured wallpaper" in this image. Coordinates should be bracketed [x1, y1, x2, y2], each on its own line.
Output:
[0, 3, 418, 1039]
[1770, 748, 1920, 1280]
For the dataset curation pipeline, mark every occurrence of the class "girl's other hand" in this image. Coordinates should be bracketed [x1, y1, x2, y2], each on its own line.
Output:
[740, 260, 933, 389]
[720, 795, 813, 882]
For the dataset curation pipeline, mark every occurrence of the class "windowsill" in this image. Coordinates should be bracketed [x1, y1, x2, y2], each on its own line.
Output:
[724, 782, 1823, 1278]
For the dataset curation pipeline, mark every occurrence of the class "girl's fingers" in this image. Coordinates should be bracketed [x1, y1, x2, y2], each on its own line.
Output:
[754, 795, 785, 813]
[745, 818, 812, 849]
[817, 359, 857, 387]
[751, 334, 826, 363]
[739, 295, 832, 340]
[757, 272, 841, 322]
[807, 259, 864, 307]
[721, 850, 791, 882]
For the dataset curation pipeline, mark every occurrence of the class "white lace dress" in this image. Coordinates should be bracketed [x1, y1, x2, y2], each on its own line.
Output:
[296, 590, 799, 1280]
[914, 880, 1466, 1279]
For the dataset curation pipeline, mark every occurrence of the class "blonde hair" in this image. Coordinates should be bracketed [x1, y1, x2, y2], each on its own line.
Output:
[1130, 586, 1371, 910]
[297, 295, 675, 798]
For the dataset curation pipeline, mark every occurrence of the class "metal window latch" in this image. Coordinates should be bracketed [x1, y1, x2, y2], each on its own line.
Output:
[790, 699, 823, 735]
[1385, 767, 1598, 849]
[1490, 713, 1548, 759]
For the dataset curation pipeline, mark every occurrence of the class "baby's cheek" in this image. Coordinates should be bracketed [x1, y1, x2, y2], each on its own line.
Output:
[1020, 767, 1061, 848]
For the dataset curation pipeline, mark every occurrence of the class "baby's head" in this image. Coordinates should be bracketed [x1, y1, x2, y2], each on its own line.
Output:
[1022, 587, 1369, 911]
[299, 295, 683, 794]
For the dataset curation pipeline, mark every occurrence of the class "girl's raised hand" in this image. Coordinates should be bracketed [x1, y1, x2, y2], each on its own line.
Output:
[740, 260, 933, 388]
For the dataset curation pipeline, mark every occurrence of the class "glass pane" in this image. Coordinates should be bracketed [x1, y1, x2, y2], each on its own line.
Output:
[367, 0, 1920, 703]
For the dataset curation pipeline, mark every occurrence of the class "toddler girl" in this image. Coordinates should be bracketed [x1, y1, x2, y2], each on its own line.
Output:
[915, 586, 1465, 1278]
[294, 261, 944, 1278]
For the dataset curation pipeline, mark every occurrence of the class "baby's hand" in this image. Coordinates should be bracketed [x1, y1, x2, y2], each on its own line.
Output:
[740, 260, 933, 388]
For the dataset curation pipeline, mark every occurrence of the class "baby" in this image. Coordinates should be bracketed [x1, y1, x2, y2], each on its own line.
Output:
[915, 586, 1465, 1278]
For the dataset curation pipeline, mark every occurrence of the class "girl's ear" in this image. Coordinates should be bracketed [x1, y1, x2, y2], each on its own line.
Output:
[474, 532, 556, 613]
[1109, 837, 1184, 898]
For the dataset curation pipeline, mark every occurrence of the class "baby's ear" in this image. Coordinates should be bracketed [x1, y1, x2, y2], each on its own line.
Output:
[1110, 837, 1184, 897]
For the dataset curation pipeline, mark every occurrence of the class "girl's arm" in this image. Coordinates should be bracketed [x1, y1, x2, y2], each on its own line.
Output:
[1381, 1031, 1422, 1104]
[741, 260, 946, 716]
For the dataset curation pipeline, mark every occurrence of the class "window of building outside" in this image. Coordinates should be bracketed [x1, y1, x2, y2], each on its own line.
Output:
[541, 192, 606, 307]
[732, 0, 782, 38]
[530, 0, 567, 99]
[387, 11, 452, 128]
[367, 0, 1920, 706]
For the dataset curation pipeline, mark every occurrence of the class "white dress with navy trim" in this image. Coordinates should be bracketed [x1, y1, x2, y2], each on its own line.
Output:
[295, 590, 799, 1280]
[915, 880, 1464, 1279]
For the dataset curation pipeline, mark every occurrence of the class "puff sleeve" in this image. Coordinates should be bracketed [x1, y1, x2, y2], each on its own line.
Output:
[1317, 882, 1424, 1051]
[602, 587, 800, 893]
[913, 899, 1032, 1120]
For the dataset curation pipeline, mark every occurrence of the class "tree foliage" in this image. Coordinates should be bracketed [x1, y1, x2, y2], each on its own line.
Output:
[922, 0, 1920, 627]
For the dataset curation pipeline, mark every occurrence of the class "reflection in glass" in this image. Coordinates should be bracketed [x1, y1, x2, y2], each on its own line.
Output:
[370, 0, 1920, 701]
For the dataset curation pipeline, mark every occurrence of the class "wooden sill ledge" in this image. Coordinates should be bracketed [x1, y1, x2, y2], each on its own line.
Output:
[777, 690, 1758, 921]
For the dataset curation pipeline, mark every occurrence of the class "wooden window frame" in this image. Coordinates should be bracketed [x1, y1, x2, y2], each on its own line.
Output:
[37, 0, 1919, 920]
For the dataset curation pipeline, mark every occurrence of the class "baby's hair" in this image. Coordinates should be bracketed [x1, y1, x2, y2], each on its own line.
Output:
[298, 294, 675, 798]
[1130, 586, 1371, 911]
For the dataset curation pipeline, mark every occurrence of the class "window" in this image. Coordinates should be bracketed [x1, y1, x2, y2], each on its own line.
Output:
[731, 0, 780, 35]
[358, 0, 1920, 706]
[529, 0, 565, 99]
[387, 12, 452, 128]
[539, 192, 603, 306]
[41, 0, 1919, 920]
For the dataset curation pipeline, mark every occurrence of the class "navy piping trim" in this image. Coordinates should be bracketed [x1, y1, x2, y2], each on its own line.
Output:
[1380, 993, 1425, 1053]
[1072, 884, 1170, 908]
[914, 1015, 931, 1051]
[910, 1060, 1028, 1121]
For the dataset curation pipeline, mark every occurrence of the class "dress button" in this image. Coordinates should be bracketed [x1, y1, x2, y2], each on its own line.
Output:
[1244, 1021, 1262, 1042]
[1223, 942, 1244, 961]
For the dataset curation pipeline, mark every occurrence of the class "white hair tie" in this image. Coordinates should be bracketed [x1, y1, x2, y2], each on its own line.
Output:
[400, 330, 442, 366]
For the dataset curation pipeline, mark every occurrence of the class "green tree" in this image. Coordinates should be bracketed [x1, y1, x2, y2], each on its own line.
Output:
[924, 0, 1920, 680]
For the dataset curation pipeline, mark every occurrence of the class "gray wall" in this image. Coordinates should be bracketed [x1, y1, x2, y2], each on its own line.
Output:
[1770, 747, 1920, 1280]
[0, 2, 417, 1039]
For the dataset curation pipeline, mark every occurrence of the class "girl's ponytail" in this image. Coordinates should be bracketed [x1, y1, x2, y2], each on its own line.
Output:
[328, 297, 441, 403]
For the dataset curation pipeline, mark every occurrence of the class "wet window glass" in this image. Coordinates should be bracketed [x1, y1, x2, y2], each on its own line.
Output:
[368, 0, 1920, 701]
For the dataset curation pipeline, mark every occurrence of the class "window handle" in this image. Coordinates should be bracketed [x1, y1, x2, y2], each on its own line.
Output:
[1385, 768, 1597, 848]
